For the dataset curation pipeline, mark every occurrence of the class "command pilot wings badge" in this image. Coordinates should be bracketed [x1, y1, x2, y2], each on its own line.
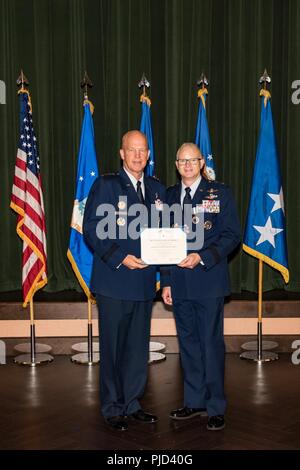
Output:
[71, 198, 87, 234]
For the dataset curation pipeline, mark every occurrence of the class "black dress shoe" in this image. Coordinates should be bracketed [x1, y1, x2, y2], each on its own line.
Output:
[130, 409, 158, 423]
[170, 406, 208, 420]
[106, 415, 128, 431]
[207, 415, 225, 431]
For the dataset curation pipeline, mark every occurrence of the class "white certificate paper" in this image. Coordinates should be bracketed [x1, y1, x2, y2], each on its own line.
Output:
[141, 228, 187, 265]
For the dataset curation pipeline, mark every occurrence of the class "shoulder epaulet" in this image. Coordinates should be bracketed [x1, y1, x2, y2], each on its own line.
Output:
[148, 174, 160, 182]
[102, 172, 119, 180]
[167, 182, 180, 191]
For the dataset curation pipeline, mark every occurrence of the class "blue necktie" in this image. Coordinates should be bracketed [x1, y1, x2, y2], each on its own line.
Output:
[182, 187, 192, 224]
[136, 180, 145, 204]
[183, 187, 192, 206]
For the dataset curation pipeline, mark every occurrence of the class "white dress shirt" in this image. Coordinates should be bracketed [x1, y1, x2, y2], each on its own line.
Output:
[180, 176, 201, 206]
[124, 167, 145, 199]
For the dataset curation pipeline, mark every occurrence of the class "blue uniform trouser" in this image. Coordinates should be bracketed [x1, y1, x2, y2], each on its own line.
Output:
[173, 297, 226, 416]
[96, 295, 152, 418]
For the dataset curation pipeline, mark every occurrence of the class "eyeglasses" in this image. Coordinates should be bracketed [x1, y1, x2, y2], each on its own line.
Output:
[176, 158, 202, 166]
[125, 147, 148, 156]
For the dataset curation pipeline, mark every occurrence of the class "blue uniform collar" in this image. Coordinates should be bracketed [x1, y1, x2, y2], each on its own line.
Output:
[119, 167, 156, 207]
[175, 177, 211, 205]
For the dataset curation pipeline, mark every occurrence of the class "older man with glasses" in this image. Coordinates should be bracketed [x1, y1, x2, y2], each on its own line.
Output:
[161, 142, 240, 431]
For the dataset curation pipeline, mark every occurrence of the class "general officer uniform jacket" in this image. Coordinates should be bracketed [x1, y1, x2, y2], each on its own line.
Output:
[161, 177, 240, 299]
[83, 167, 166, 301]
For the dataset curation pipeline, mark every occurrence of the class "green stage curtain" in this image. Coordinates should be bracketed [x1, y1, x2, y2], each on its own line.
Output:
[0, 0, 299, 294]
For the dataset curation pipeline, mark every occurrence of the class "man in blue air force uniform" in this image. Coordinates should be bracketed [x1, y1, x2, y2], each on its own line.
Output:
[83, 130, 166, 431]
[161, 143, 240, 431]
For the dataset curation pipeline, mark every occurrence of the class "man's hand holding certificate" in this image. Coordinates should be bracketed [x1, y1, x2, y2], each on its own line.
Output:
[141, 228, 187, 265]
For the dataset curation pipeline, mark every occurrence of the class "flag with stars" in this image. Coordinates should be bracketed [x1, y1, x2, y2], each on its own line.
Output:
[67, 100, 99, 299]
[10, 89, 47, 307]
[243, 89, 289, 283]
[140, 94, 155, 177]
[139, 92, 160, 289]
[195, 87, 216, 180]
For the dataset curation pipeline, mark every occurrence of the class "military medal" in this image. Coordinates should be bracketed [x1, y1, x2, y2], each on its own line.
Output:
[183, 224, 190, 234]
[154, 193, 163, 211]
[118, 200, 126, 210]
[192, 215, 200, 224]
[116, 217, 126, 226]
[202, 200, 220, 213]
[204, 220, 212, 230]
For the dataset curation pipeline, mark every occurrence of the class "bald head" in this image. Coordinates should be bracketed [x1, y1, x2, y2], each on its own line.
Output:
[176, 142, 202, 161]
[122, 130, 148, 150]
[175, 142, 206, 185]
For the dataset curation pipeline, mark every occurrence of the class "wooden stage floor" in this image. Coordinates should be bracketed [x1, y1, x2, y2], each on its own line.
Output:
[0, 354, 299, 450]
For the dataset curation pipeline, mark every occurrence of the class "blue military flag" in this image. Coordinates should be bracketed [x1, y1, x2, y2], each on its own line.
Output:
[140, 94, 155, 177]
[139, 92, 160, 289]
[195, 87, 216, 180]
[243, 89, 289, 283]
[67, 100, 99, 298]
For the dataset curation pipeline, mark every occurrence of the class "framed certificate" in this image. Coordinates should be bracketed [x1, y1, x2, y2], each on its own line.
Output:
[141, 228, 187, 265]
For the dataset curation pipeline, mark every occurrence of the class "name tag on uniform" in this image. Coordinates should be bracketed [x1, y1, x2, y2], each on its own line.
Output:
[202, 200, 220, 213]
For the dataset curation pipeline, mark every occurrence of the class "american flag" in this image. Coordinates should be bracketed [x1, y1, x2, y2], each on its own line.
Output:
[10, 90, 47, 307]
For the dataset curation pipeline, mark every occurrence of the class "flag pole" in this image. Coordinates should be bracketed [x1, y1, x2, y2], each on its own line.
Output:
[138, 73, 166, 364]
[15, 296, 53, 366]
[257, 259, 263, 360]
[70, 71, 99, 365]
[29, 298, 36, 363]
[87, 299, 93, 364]
[240, 69, 279, 363]
[240, 257, 278, 362]
[13, 71, 53, 366]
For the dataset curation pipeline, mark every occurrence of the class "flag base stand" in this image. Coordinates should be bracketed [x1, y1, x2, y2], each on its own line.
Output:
[14, 324, 54, 366]
[241, 340, 278, 351]
[149, 341, 166, 364]
[149, 341, 165, 352]
[149, 352, 166, 364]
[14, 343, 52, 354]
[71, 342, 99, 353]
[14, 353, 54, 366]
[71, 323, 99, 365]
[71, 352, 100, 365]
[240, 350, 278, 362]
[240, 321, 279, 362]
